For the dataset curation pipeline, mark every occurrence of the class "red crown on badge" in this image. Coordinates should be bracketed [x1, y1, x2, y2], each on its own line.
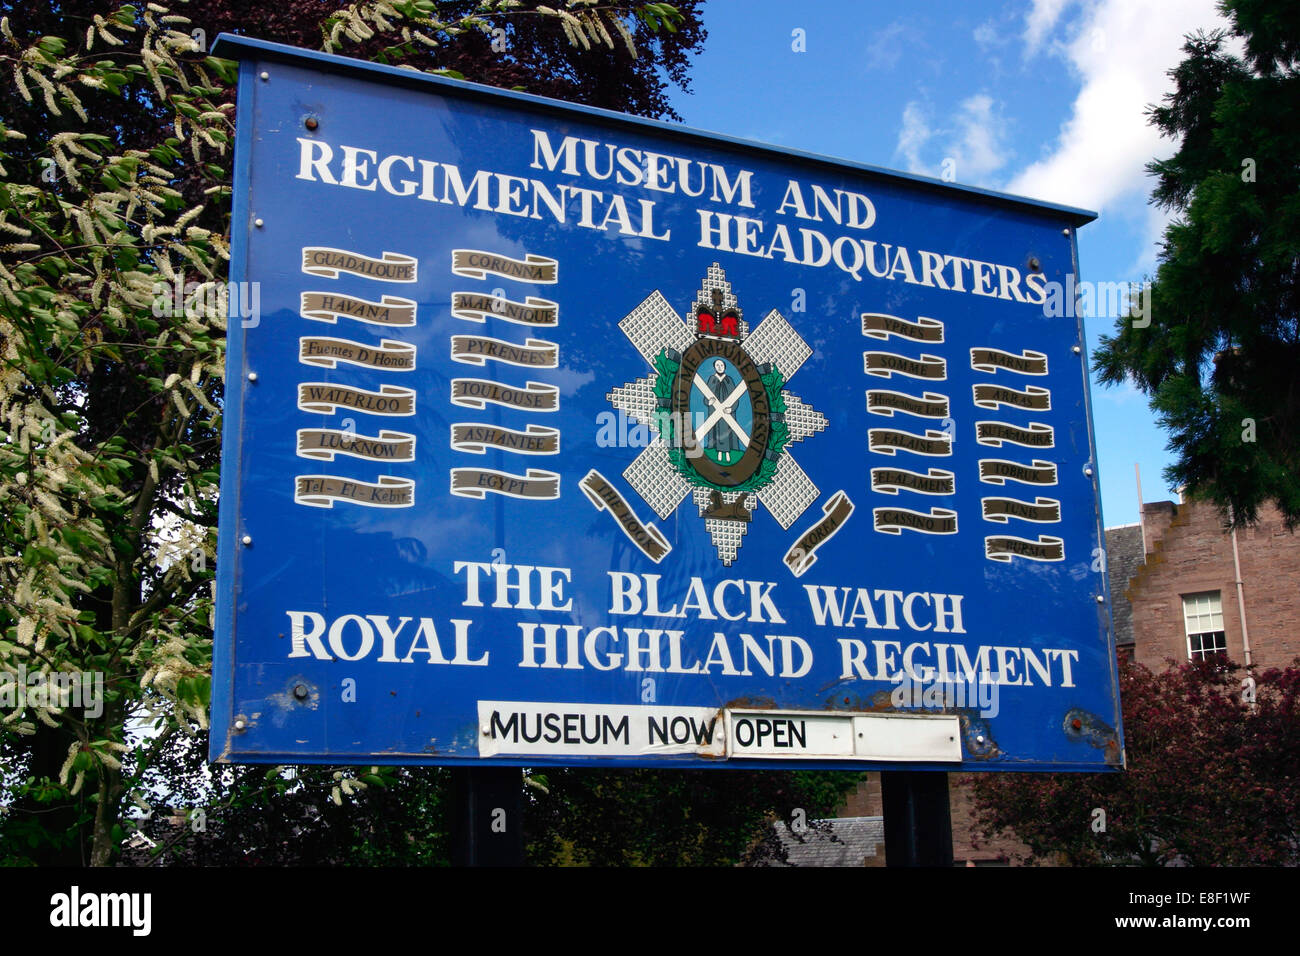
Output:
[695, 288, 742, 341]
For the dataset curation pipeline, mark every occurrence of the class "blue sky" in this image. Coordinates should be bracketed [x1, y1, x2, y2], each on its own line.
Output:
[667, 0, 1231, 526]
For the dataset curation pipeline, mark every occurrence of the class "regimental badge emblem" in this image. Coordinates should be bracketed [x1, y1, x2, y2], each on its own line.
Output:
[608, 264, 828, 565]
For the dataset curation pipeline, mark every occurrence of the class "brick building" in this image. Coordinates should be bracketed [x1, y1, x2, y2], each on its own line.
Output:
[1116, 497, 1300, 672]
[818, 494, 1299, 866]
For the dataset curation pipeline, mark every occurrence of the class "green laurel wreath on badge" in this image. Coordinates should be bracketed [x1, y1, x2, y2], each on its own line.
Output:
[653, 349, 789, 494]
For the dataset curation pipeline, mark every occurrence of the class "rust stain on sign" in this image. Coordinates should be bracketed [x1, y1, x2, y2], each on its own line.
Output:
[1062, 708, 1121, 766]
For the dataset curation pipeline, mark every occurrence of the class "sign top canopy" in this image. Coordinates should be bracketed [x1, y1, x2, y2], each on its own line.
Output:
[209, 33, 1120, 772]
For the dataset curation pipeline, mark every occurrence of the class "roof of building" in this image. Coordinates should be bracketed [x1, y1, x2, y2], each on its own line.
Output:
[1106, 524, 1145, 646]
[754, 816, 885, 867]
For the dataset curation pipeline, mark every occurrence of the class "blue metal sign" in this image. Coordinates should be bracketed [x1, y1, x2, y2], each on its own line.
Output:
[210, 35, 1122, 771]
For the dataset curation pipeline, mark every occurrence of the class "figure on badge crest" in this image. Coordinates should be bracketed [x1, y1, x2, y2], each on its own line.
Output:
[705, 358, 740, 464]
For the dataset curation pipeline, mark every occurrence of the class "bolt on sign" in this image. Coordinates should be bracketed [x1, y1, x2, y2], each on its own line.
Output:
[210, 35, 1123, 771]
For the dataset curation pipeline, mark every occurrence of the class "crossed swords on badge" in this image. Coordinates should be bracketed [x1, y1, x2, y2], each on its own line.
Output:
[695, 371, 749, 446]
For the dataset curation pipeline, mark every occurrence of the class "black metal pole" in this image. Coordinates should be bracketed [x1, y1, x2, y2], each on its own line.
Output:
[881, 771, 954, 867]
[449, 766, 524, 866]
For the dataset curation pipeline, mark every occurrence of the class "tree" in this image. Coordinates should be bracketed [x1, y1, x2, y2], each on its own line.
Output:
[113, 735, 861, 867]
[968, 656, 1300, 866]
[120, 735, 452, 866]
[0, 0, 703, 867]
[193, 0, 704, 121]
[1092, 0, 1300, 528]
[523, 767, 863, 866]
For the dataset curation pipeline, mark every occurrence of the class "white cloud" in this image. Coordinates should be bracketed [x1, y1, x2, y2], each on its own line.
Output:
[951, 94, 1011, 181]
[973, 19, 1002, 52]
[1023, 0, 1075, 57]
[894, 95, 1011, 185]
[1130, 204, 1171, 277]
[865, 21, 907, 71]
[1007, 0, 1230, 213]
[896, 101, 933, 174]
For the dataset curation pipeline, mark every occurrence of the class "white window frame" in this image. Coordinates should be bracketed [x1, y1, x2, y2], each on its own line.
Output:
[1181, 591, 1227, 662]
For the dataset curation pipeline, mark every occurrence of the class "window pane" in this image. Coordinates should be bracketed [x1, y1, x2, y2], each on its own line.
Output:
[1182, 592, 1224, 636]
[1188, 630, 1227, 661]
